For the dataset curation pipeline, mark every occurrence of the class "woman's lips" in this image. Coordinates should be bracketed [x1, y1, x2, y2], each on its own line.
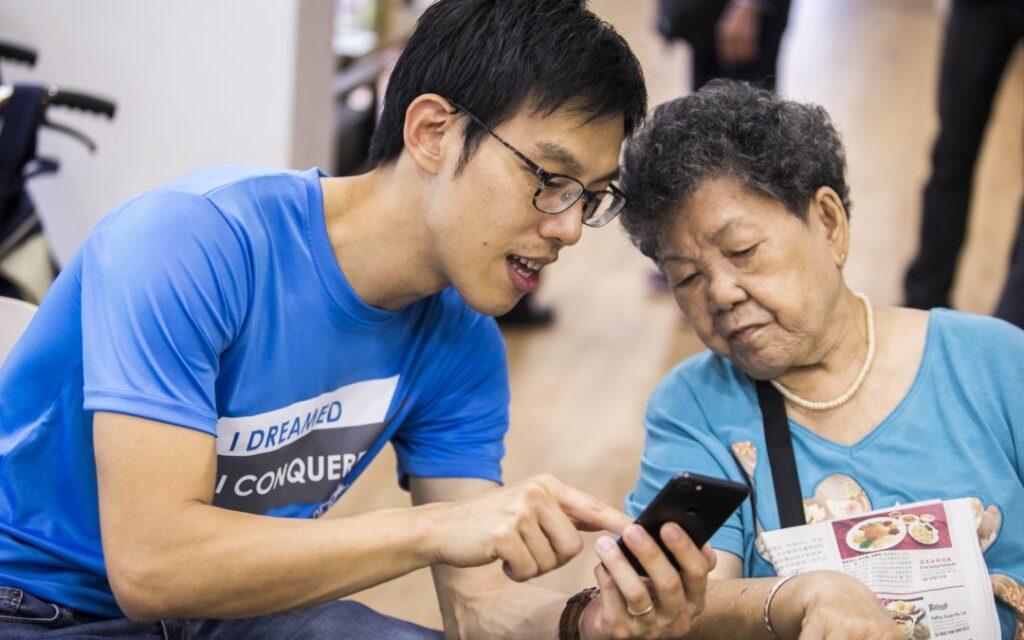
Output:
[728, 324, 765, 343]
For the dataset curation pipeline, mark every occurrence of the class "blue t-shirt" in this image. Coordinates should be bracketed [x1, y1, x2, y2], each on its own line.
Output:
[627, 309, 1024, 638]
[0, 165, 510, 618]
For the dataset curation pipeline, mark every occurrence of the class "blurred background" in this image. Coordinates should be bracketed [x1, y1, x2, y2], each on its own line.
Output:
[1, 0, 1020, 629]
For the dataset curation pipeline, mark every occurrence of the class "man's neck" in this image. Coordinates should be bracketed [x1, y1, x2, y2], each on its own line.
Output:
[319, 160, 448, 311]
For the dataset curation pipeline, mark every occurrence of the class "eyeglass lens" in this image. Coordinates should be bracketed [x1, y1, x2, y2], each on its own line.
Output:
[534, 177, 584, 214]
[583, 190, 626, 227]
[534, 178, 625, 227]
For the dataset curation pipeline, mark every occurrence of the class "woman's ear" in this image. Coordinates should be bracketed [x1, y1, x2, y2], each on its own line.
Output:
[811, 186, 850, 268]
[402, 94, 459, 175]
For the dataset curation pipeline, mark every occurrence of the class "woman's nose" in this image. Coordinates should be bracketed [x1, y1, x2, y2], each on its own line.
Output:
[706, 270, 747, 314]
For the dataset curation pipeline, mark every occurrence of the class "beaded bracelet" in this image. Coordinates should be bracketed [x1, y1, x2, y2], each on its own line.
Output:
[763, 574, 799, 639]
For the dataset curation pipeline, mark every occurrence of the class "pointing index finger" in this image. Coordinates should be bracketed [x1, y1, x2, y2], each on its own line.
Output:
[546, 479, 633, 535]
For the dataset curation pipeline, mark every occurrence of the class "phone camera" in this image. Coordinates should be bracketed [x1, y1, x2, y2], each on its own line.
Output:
[695, 484, 703, 492]
[680, 481, 693, 491]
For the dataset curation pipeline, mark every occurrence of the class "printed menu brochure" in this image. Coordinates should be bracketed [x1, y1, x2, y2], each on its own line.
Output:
[760, 498, 1000, 639]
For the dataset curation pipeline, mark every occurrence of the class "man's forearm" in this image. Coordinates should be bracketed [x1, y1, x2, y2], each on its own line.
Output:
[105, 500, 445, 621]
[430, 564, 568, 640]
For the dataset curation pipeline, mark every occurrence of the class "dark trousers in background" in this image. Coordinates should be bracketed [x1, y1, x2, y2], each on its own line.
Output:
[903, 0, 1024, 326]
[996, 204, 1024, 324]
[691, 0, 791, 91]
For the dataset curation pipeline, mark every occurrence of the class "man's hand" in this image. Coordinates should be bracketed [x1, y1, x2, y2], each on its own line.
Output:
[769, 570, 904, 640]
[580, 522, 716, 639]
[716, 0, 762, 67]
[427, 474, 631, 581]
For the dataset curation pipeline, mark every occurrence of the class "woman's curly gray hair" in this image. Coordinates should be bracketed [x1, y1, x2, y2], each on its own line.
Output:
[619, 79, 851, 260]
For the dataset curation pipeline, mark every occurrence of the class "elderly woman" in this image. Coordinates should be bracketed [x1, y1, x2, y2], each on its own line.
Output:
[606, 80, 1024, 638]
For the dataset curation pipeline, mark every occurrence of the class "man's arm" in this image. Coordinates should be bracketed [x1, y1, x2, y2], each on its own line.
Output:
[96, 412, 630, 622]
[410, 476, 571, 639]
[96, 412, 442, 621]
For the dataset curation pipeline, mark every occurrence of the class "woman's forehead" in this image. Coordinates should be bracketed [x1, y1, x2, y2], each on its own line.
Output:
[659, 186, 796, 261]
[660, 216, 747, 262]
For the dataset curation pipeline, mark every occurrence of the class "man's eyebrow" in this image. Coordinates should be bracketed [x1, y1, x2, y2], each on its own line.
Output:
[533, 141, 584, 177]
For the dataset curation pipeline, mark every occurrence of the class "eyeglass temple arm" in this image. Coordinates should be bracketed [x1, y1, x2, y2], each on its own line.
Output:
[448, 102, 551, 182]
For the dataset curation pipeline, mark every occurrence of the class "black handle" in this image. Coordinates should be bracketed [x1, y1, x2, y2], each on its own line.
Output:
[0, 41, 37, 66]
[48, 89, 116, 119]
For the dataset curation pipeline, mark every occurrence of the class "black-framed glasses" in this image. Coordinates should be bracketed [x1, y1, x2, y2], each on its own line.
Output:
[447, 100, 626, 228]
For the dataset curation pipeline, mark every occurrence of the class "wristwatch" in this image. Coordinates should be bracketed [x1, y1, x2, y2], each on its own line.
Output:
[559, 586, 600, 640]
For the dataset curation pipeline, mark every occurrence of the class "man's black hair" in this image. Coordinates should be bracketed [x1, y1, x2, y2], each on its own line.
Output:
[367, 0, 646, 172]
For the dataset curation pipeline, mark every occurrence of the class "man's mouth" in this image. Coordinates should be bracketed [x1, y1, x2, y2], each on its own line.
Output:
[506, 254, 549, 293]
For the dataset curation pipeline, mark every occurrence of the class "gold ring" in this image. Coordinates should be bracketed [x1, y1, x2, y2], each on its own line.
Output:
[627, 602, 654, 617]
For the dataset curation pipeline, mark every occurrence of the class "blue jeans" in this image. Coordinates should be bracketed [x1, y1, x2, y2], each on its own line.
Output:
[0, 586, 444, 639]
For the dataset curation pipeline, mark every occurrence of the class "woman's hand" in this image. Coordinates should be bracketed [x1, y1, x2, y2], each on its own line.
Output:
[771, 570, 905, 640]
[579, 523, 716, 639]
[716, 0, 762, 66]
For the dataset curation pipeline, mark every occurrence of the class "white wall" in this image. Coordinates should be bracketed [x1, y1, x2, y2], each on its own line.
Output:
[0, 0, 335, 264]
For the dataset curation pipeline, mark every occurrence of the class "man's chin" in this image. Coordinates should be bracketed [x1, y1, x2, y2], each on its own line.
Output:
[461, 291, 521, 318]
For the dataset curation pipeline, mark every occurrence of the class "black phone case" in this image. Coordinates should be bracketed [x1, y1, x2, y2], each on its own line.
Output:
[617, 471, 749, 577]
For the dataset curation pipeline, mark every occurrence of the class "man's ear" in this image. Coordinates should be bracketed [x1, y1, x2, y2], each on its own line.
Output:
[402, 94, 459, 175]
[810, 186, 850, 269]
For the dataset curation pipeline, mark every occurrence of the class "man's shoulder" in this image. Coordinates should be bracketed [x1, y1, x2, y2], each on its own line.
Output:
[98, 165, 309, 226]
[162, 164, 308, 198]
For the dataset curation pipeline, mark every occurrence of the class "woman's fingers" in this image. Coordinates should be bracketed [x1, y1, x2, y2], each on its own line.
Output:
[594, 562, 630, 621]
[659, 523, 710, 610]
[595, 534, 657, 617]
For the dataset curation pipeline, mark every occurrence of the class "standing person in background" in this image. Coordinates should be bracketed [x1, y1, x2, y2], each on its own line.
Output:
[0, 1, 715, 638]
[903, 0, 1024, 328]
[649, 0, 793, 296]
[657, 0, 792, 92]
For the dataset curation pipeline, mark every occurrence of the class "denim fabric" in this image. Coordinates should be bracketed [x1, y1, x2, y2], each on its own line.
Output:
[0, 587, 443, 639]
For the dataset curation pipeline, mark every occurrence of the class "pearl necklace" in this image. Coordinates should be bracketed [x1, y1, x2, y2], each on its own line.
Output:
[770, 292, 875, 411]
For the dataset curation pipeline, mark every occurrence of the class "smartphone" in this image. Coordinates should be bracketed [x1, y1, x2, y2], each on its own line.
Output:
[617, 471, 749, 577]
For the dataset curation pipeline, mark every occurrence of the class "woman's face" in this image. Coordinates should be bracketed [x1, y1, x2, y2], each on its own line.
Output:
[658, 177, 848, 379]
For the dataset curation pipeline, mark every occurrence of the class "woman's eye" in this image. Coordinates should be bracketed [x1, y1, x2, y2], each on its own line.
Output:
[673, 274, 698, 289]
[731, 244, 758, 259]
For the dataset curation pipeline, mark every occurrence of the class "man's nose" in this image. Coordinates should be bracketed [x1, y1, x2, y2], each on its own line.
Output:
[538, 203, 585, 247]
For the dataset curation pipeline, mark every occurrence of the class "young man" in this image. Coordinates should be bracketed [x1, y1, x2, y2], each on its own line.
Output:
[0, 1, 714, 638]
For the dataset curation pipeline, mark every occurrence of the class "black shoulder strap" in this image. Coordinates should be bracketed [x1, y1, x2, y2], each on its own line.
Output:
[755, 380, 805, 528]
